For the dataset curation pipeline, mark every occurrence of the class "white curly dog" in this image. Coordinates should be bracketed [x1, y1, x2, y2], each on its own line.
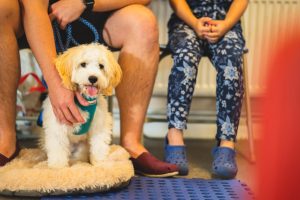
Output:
[41, 43, 122, 168]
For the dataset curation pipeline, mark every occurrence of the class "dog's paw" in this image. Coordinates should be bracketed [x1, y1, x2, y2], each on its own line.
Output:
[90, 154, 108, 166]
[89, 143, 110, 166]
[90, 160, 103, 166]
[47, 159, 69, 169]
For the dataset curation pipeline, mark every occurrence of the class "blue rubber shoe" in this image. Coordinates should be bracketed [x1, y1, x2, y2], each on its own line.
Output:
[164, 137, 189, 175]
[212, 147, 238, 179]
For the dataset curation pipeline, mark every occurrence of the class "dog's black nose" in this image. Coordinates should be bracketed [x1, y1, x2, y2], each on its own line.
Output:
[88, 76, 98, 84]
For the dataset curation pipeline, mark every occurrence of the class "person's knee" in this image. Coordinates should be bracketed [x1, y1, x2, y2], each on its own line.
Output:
[0, 0, 20, 33]
[173, 48, 201, 65]
[136, 7, 158, 45]
[220, 37, 244, 58]
[125, 5, 159, 46]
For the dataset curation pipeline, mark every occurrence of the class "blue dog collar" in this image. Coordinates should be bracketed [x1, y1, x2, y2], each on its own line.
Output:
[74, 95, 97, 135]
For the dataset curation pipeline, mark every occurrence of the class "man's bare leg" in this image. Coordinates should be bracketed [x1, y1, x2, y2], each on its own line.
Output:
[103, 5, 159, 158]
[0, 1, 22, 158]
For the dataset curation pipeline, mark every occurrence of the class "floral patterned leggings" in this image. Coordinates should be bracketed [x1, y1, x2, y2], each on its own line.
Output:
[167, 3, 245, 142]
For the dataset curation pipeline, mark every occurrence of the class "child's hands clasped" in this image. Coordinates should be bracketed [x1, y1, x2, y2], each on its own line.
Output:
[204, 20, 231, 43]
[192, 17, 213, 39]
[193, 18, 231, 43]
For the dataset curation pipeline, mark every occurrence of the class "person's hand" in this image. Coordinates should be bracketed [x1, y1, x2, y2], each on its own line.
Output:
[205, 20, 231, 43]
[48, 81, 89, 126]
[192, 17, 212, 39]
[49, 0, 86, 29]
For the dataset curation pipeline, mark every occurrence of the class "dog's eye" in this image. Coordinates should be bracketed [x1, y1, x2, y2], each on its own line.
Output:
[80, 62, 86, 68]
[99, 64, 104, 70]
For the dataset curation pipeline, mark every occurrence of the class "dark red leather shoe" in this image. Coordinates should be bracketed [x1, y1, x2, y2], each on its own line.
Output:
[0, 143, 20, 167]
[130, 152, 179, 177]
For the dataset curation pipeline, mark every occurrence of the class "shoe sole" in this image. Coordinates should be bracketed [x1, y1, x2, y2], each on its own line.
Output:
[135, 170, 179, 178]
[211, 172, 237, 180]
[177, 171, 189, 176]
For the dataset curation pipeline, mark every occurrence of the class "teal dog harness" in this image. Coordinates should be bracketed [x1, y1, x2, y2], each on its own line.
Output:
[74, 95, 97, 135]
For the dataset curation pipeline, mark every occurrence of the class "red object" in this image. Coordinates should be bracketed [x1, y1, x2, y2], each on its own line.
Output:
[130, 152, 179, 177]
[257, 31, 300, 199]
[19, 72, 47, 93]
[0, 143, 20, 167]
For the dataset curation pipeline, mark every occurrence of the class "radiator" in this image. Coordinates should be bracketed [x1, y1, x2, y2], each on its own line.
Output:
[149, 0, 300, 97]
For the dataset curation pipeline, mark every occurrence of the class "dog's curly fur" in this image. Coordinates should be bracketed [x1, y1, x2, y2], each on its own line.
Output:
[41, 43, 122, 168]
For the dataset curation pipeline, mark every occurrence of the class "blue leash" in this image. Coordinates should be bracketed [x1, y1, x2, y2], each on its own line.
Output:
[53, 17, 100, 53]
[37, 17, 99, 127]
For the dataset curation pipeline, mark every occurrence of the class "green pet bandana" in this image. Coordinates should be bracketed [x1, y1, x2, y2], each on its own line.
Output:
[74, 95, 97, 135]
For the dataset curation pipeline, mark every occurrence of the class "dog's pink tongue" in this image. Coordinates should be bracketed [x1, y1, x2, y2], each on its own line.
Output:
[86, 86, 98, 96]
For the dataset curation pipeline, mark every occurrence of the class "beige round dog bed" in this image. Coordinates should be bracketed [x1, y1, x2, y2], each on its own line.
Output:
[0, 145, 134, 197]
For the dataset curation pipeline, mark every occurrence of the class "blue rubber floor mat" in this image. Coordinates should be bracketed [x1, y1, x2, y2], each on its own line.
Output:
[42, 176, 254, 200]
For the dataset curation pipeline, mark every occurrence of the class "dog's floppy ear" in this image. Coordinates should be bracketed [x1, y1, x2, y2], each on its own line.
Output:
[102, 48, 122, 96]
[54, 48, 77, 91]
